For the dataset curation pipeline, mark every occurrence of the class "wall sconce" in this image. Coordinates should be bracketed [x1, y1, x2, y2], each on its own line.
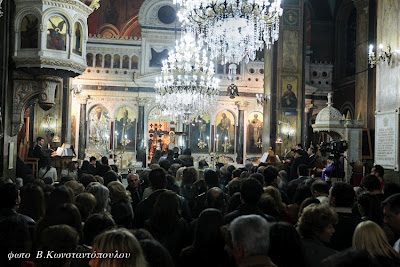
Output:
[368, 44, 392, 68]
[278, 120, 295, 138]
[256, 93, 270, 106]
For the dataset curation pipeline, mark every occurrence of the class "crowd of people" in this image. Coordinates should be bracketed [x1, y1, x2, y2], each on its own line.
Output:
[2, 145, 400, 267]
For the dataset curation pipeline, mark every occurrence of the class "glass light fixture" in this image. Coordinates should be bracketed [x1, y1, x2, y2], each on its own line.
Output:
[175, 0, 283, 64]
[155, 33, 220, 120]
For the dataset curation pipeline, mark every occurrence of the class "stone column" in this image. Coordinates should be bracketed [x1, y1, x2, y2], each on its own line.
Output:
[236, 101, 248, 164]
[78, 98, 88, 160]
[262, 45, 273, 153]
[136, 98, 146, 167]
[61, 78, 72, 144]
[353, 0, 371, 126]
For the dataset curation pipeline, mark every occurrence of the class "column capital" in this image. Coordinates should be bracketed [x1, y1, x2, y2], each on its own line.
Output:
[235, 100, 249, 110]
[352, 0, 369, 11]
[137, 97, 150, 106]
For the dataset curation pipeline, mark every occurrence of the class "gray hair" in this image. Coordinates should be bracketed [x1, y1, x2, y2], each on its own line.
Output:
[88, 184, 109, 212]
[230, 214, 270, 257]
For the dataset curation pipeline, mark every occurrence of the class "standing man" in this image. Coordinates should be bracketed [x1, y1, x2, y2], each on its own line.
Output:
[371, 165, 385, 191]
[126, 173, 142, 211]
[33, 136, 48, 168]
[89, 156, 97, 175]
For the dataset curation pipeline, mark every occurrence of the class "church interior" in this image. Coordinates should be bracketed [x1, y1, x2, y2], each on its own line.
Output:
[3, 1, 400, 267]
[0, 0, 399, 183]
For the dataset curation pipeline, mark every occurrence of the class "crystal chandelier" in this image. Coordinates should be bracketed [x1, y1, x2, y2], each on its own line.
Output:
[155, 34, 220, 120]
[175, 0, 283, 64]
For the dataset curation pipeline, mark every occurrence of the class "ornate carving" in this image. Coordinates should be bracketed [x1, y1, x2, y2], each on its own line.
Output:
[11, 76, 62, 136]
[13, 57, 87, 73]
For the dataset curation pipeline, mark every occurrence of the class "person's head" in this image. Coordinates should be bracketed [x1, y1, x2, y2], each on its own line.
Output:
[37, 136, 44, 146]
[298, 197, 320, 217]
[308, 147, 316, 156]
[139, 239, 174, 267]
[149, 168, 167, 190]
[194, 208, 225, 248]
[151, 190, 180, 233]
[297, 204, 338, 243]
[159, 159, 171, 172]
[19, 183, 46, 221]
[183, 148, 192, 156]
[329, 182, 355, 208]
[296, 143, 303, 150]
[127, 173, 140, 189]
[198, 159, 209, 169]
[382, 193, 400, 233]
[383, 182, 400, 199]
[221, 113, 227, 119]
[297, 164, 308, 177]
[370, 165, 384, 179]
[88, 184, 109, 213]
[67, 161, 76, 172]
[75, 192, 96, 222]
[44, 157, 53, 169]
[230, 215, 270, 264]
[38, 224, 79, 267]
[287, 84, 293, 91]
[90, 228, 147, 267]
[293, 185, 313, 205]
[264, 186, 285, 211]
[83, 213, 116, 246]
[103, 170, 119, 187]
[204, 169, 219, 188]
[269, 222, 306, 267]
[240, 177, 263, 205]
[244, 162, 254, 171]
[353, 220, 399, 259]
[0, 183, 19, 209]
[108, 181, 130, 204]
[48, 203, 82, 238]
[361, 175, 381, 192]
[311, 181, 330, 197]
[227, 179, 242, 196]
[258, 193, 279, 218]
[182, 166, 198, 185]
[249, 173, 264, 186]
[206, 187, 225, 211]
[64, 180, 84, 196]
[101, 156, 109, 165]
[89, 156, 97, 165]
[46, 185, 73, 215]
[263, 166, 279, 186]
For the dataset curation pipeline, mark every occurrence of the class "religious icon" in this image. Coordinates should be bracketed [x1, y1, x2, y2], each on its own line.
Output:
[281, 83, 297, 109]
[47, 16, 67, 51]
[73, 22, 82, 56]
[190, 113, 211, 153]
[247, 112, 263, 154]
[115, 107, 136, 151]
[104, 54, 112, 68]
[21, 14, 39, 49]
[122, 55, 129, 69]
[88, 105, 110, 150]
[215, 110, 235, 153]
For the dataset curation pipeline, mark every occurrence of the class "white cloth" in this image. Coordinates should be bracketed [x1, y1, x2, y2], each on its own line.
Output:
[39, 166, 58, 183]
[60, 169, 78, 180]
[394, 238, 400, 253]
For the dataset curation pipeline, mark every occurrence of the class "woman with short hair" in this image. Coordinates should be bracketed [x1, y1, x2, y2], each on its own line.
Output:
[297, 204, 338, 267]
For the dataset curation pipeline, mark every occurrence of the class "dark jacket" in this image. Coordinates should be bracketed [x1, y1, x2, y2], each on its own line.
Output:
[178, 155, 194, 167]
[302, 238, 336, 267]
[224, 203, 276, 224]
[110, 201, 134, 228]
[328, 211, 362, 251]
[32, 145, 48, 168]
[135, 189, 192, 228]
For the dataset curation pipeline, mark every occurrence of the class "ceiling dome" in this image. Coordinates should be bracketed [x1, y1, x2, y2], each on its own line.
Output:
[315, 93, 342, 125]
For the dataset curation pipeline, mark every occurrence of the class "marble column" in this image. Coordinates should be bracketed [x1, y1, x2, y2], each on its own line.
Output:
[61, 78, 72, 144]
[262, 45, 273, 153]
[136, 98, 146, 167]
[353, 0, 371, 126]
[78, 100, 87, 160]
[236, 101, 248, 164]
